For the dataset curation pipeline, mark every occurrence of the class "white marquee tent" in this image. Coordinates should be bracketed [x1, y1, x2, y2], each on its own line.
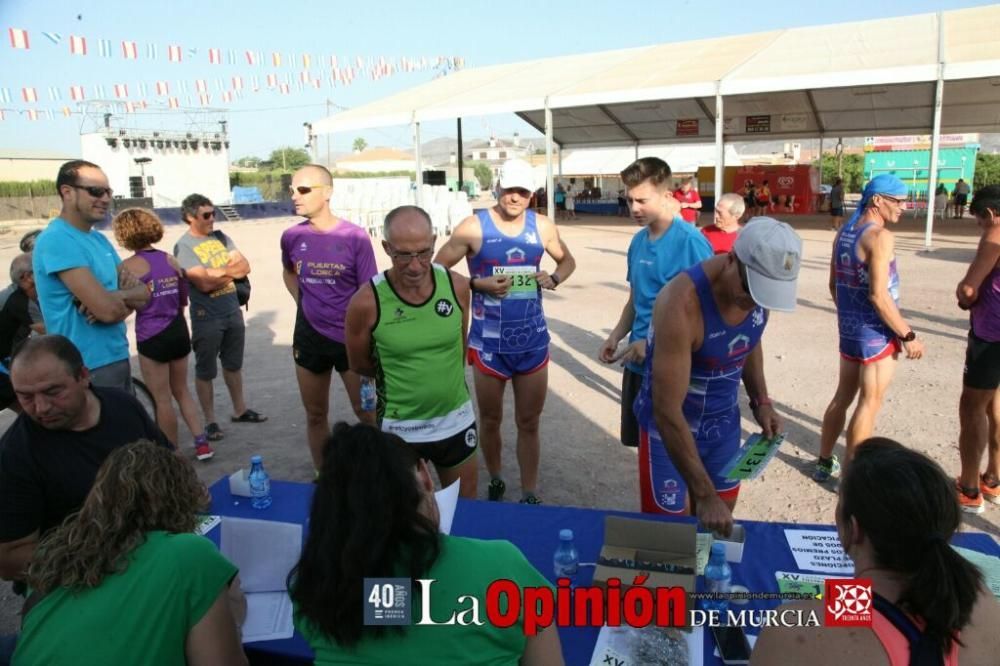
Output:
[313, 5, 1000, 246]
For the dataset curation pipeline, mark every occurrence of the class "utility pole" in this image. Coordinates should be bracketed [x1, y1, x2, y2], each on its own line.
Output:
[326, 99, 332, 168]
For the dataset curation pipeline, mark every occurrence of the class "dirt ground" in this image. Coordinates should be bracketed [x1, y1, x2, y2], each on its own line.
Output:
[0, 208, 997, 632]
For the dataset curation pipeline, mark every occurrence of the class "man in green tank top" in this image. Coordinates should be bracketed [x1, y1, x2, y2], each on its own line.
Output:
[346, 206, 478, 497]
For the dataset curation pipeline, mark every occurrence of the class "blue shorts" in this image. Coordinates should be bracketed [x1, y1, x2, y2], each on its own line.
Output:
[638, 425, 740, 514]
[468, 347, 549, 381]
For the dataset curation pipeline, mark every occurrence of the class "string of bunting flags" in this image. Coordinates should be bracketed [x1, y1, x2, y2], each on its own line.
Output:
[3, 25, 465, 120]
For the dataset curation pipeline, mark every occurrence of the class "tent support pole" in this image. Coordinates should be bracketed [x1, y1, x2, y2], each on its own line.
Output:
[634, 142, 639, 160]
[714, 87, 724, 210]
[413, 121, 423, 208]
[545, 102, 554, 218]
[924, 11, 946, 251]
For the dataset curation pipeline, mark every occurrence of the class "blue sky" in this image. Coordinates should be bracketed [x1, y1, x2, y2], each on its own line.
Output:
[0, 0, 992, 162]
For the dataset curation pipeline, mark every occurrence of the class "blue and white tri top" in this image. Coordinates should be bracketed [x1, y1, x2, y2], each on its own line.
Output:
[467, 209, 549, 354]
[834, 222, 900, 361]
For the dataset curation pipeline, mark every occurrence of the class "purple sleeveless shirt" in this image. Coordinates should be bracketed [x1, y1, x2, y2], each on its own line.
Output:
[972, 267, 1000, 342]
[135, 249, 186, 342]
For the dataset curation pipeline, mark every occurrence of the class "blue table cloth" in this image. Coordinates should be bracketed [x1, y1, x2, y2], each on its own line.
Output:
[209, 478, 1000, 666]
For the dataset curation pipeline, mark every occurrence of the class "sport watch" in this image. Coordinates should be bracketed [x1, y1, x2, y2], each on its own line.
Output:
[899, 330, 916, 343]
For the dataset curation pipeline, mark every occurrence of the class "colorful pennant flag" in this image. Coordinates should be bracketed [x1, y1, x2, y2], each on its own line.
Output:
[232, 76, 243, 91]
[122, 40, 138, 59]
[69, 35, 86, 55]
[199, 93, 210, 106]
[271, 52, 281, 67]
[195, 79, 207, 93]
[222, 90, 232, 103]
[155, 80, 169, 96]
[279, 82, 289, 95]
[302, 54, 311, 69]
[94, 84, 106, 98]
[245, 50, 257, 66]
[167, 45, 182, 62]
[137, 82, 148, 97]
[42, 32, 61, 45]
[208, 47, 221, 64]
[146, 43, 157, 59]
[47, 86, 60, 101]
[26, 110, 39, 121]
[98, 39, 112, 57]
[227, 49, 237, 65]
[0, 88, 12, 104]
[9, 28, 30, 50]
[114, 83, 129, 98]
[124, 101, 136, 113]
[168, 97, 179, 109]
[266, 73, 277, 87]
[62, 106, 72, 117]
[70, 85, 85, 101]
[22, 87, 37, 103]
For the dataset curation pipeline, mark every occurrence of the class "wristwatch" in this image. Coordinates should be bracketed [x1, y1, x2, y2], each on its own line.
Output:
[749, 396, 773, 411]
[550, 273, 561, 287]
[899, 330, 916, 342]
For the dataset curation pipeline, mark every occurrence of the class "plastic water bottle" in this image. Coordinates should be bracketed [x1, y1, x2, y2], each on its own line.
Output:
[553, 529, 579, 585]
[703, 542, 731, 614]
[248, 455, 272, 510]
[360, 377, 376, 412]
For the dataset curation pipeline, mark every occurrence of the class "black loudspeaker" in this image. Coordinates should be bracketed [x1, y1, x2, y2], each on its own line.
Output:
[422, 170, 446, 186]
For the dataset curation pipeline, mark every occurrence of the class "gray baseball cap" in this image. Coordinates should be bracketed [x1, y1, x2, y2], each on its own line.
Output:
[733, 217, 802, 312]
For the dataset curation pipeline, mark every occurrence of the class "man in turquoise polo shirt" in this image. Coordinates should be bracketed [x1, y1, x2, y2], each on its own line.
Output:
[32, 160, 149, 391]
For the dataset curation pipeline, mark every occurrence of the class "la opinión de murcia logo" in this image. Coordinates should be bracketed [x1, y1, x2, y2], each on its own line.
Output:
[825, 578, 873, 627]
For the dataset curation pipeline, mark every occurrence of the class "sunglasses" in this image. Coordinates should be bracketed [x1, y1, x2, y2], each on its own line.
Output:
[290, 184, 327, 196]
[198, 211, 215, 221]
[387, 245, 434, 263]
[880, 195, 907, 205]
[72, 184, 113, 198]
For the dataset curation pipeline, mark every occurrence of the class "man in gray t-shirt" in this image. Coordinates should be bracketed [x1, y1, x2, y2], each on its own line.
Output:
[174, 193, 267, 441]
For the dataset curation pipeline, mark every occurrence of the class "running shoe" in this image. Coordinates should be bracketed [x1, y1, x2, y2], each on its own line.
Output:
[487, 478, 506, 502]
[981, 474, 1000, 505]
[957, 480, 984, 515]
[195, 441, 215, 461]
[812, 455, 840, 482]
[519, 494, 542, 505]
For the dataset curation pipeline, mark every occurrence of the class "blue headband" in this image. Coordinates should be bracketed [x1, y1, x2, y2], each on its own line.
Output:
[843, 175, 909, 231]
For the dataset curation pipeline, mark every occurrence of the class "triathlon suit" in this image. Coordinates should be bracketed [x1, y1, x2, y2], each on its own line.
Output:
[371, 265, 476, 465]
[633, 263, 768, 514]
[134, 249, 191, 363]
[871, 593, 959, 666]
[834, 222, 902, 363]
[466, 208, 549, 380]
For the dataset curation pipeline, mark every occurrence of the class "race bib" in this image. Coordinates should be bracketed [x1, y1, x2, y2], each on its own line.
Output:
[493, 265, 537, 299]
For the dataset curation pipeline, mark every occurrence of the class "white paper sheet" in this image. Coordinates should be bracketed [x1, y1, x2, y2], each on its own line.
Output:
[435, 480, 460, 535]
[220, 517, 302, 593]
[194, 514, 221, 536]
[783, 529, 854, 574]
[243, 591, 295, 643]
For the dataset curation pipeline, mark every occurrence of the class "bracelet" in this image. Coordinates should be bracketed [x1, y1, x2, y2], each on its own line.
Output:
[749, 396, 773, 410]
[550, 273, 561, 287]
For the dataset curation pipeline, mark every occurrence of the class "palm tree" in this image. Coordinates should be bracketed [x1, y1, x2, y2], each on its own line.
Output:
[352, 137, 367, 153]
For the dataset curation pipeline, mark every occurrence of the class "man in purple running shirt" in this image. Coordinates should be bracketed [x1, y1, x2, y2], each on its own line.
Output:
[281, 165, 378, 468]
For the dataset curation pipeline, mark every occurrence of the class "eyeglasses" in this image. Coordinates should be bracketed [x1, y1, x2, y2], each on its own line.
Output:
[290, 184, 328, 196]
[199, 211, 215, 221]
[880, 195, 907, 206]
[387, 245, 434, 263]
[72, 185, 113, 198]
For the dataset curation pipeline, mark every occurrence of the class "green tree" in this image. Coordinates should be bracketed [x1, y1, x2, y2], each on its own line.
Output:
[234, 156, 260, 168]
[268, 146, 311, 171]
[817, 153, 865, 193]
[471, 162, 493, 190]
[352, 137, 368, 153]
[974, 153, 1000, 192]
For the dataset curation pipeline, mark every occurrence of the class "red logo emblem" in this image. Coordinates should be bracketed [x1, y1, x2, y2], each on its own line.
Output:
[824, 578, 873, 627]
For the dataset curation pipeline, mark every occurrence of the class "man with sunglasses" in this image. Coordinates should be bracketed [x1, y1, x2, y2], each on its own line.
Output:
[345, 206, 478, 498]
[174, 193, 266, 443]
[434, 158, 576, 505]
[814, 174, 925, 482]
[633, 218, 801, 536]
[281, 165, 377, 469]
[32, 160, 150, 392]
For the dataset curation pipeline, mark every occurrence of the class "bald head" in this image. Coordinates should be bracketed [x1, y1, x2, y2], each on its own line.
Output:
[383, 206, 434, 243]
[295, 164, 333, 186]
[10, 253, 32, 284]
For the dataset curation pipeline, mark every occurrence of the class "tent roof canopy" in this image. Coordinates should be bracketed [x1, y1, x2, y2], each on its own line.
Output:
[313, 5, 1000, 145]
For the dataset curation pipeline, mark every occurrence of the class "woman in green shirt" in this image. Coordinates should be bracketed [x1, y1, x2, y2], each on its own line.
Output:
[289, 422, 563, 665]
[14, 441, 247, 666]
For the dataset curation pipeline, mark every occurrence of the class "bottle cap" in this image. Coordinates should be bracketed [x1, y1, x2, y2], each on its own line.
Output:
[710, 542, 726, 557]
[559, 529, 574, 541]
[251, 455, 262, 464]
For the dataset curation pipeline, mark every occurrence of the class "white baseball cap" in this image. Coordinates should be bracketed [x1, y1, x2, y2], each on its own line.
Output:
[733, 217, 802, 312]
[498, 159, 535, 191]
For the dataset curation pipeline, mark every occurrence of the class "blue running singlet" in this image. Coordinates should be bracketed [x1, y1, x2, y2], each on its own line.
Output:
[834, 222, 900, 362]
[467, 209, 549, 354]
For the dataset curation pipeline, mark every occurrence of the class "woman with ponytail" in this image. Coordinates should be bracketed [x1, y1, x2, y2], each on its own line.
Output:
[288, 422, 563, 665]
[753, 438, 1000, 665]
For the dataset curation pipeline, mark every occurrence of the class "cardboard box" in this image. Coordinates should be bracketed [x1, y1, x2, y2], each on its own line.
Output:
[593, 516, 697, 593]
